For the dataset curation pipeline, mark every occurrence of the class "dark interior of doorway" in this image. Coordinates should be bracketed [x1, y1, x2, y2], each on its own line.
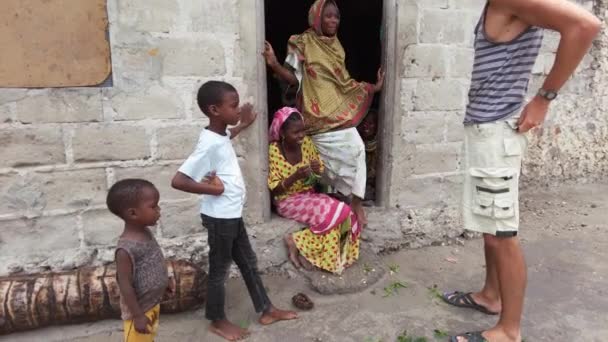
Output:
[264, 0, 383, 203]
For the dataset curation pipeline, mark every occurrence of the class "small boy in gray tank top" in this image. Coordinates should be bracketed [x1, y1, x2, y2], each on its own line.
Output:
[107, 179, 172, 342]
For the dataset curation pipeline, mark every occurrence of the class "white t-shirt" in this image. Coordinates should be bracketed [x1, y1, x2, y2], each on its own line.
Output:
[178, 129, 246, 219]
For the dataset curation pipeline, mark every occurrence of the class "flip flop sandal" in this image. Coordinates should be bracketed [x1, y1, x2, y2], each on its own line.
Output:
[449, 331, 488, 342]
[442, 291, 499, 315]
[292, 293, 314, 310]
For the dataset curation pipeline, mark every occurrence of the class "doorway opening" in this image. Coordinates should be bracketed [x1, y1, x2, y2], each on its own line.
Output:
[264, 0, 384, 204]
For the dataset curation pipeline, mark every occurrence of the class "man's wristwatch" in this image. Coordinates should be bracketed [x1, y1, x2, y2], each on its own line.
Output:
[537, 88, 558, 101]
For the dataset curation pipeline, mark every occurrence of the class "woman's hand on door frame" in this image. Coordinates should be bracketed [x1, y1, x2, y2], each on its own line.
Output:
[373, 67, 386, 93]
[263, 41, 279, 67]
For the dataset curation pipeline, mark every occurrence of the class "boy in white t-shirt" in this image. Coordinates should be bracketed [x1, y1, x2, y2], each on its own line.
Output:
[171, 81, 297, 341]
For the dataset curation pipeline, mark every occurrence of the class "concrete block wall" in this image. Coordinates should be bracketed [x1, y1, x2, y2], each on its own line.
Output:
[0, 0, 268, 275]
[389, 0, 482, 212]
[388, 0, 606, 217]
[0, 0, 606, 275]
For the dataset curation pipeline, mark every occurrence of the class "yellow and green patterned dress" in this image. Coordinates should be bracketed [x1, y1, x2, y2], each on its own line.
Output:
[268, 136, 360, 274]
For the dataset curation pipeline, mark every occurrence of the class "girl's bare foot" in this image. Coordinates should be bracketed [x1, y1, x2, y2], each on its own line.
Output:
[259, 305, 298, 325]
[284, 233, 301, 268]
[209, 319, 249, 341]
[297, 254, 314, 271]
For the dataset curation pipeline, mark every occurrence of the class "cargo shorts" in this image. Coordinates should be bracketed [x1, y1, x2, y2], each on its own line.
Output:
[462, 117, 528, 237]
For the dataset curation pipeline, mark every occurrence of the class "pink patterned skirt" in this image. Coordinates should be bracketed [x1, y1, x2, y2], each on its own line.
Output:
[276, 191, 360, 240]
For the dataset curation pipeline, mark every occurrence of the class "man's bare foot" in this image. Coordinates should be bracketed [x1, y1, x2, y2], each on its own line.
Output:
[454, 326, 521, 342]
[209, 319, 249, 341]
[442, 291, 500, 315]
[481, 326, 521, 342]
[298, 255, 314, 271]
[471, 291, 502, 314]
[259, 305, 298, 325]
[284, 234, 301, 269]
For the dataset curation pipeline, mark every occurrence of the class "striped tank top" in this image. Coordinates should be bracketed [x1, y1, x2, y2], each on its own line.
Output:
[464, 5, 544, 124]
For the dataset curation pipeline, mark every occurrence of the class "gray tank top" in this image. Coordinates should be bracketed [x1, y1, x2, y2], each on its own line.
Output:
[464, 4, 544, 124]
[116, 232, 168, 320]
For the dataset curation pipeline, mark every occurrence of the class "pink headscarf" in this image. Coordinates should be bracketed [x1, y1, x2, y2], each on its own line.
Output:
[269, 107, 304, 142]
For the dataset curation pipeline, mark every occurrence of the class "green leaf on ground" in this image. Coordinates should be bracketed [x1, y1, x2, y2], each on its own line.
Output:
[433, 329, 449, 339]
[397, 331, 428, 342]
[427, 284, 443, 301]
[382, 281, 408, 297]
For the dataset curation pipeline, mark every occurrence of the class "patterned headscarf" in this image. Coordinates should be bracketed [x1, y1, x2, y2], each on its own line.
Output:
[269, 107, 304, 142]
[286, 0, 373, 135]
[308, 0, 338, 35]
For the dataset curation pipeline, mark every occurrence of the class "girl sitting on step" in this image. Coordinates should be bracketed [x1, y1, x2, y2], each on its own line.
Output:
[268, 107, 361, 275]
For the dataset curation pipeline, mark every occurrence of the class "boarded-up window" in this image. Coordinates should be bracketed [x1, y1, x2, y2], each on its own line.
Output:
[0, 0, 112, 88]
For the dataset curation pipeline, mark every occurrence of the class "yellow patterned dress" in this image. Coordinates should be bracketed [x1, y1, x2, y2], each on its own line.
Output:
[268, 136, 360, 274]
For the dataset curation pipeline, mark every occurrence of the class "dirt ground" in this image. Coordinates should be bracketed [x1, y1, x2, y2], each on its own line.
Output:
[3, 183, 608, 342]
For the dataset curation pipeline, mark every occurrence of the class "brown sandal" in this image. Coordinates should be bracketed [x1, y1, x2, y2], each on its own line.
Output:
[292, 293, 314, 311]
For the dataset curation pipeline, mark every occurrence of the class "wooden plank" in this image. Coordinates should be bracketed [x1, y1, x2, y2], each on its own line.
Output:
[0, 0, 111, 87]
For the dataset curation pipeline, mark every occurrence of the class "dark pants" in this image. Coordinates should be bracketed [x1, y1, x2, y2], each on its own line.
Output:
[201, 214, 271, 321]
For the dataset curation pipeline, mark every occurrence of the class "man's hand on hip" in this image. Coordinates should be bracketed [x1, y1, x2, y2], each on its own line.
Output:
[517, 96, 550, 133]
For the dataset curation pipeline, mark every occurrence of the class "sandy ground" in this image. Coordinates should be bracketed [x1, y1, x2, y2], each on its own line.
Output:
[3, 183, 608, 342]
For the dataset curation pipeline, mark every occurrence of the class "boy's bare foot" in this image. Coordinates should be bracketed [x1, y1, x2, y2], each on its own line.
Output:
[209, 319, 249, 341]
[259, 305, 298, 325]
[284, 233, 301, 269]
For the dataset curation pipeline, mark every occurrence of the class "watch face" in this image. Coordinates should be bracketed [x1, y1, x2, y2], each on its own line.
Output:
[546, 92, 557, 100]
[539, 89, 557, 100]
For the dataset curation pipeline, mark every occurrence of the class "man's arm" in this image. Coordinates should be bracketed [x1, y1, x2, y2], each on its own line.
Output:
[494, 0, 601, 92]
[492, 0, 601, 132]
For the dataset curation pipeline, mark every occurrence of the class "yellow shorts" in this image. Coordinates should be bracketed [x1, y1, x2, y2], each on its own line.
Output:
[123, 304, 160, 342]
[462, 118, 528, 237]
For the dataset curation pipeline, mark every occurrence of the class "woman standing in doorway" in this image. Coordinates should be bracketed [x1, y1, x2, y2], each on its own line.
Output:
[263, 0, 384, 226]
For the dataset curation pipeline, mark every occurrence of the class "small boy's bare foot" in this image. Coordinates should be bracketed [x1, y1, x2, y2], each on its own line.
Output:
[209, 319, 249, 341]
[259, 306, 298, 325]
[284, 234, 301, 269]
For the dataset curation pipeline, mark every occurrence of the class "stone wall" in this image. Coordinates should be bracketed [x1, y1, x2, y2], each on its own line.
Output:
[0, 0, 605, 276]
